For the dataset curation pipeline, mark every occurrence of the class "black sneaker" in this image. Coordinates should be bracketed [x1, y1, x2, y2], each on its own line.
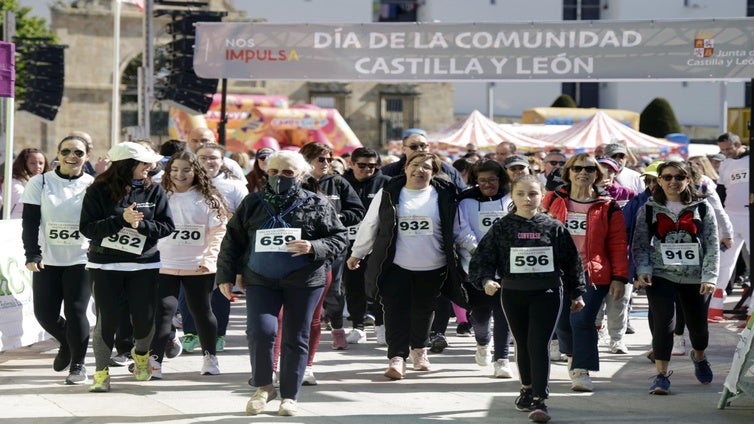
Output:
[65, 363, 89, 385]
[53, 344, 71, 372]
[528, 398, 551, 423]
[514, 388, 533, 412]
[455, 322, 473, 337]
[429, 334, 448, 353]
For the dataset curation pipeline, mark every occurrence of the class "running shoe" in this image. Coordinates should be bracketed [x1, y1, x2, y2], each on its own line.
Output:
[65, 363, 88, 385]
[182, 333, 199, 353]
[89, 368, 110, 392]
[131, 348, 153, 381]
[689, 350, 713, 384]
[649, 371, 672, 395]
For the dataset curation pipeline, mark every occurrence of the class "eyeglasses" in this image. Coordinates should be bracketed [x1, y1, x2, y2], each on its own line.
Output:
[660, 174, 687, 182]
[355, 162, 377, 169]
[60, 149, 86, 158]
[317, 157, 333, 164]
[571, 165, 598, 174]
[547, 160, 566, 166]
[405, 143, 429, 151]
[477, 177, 499, 184]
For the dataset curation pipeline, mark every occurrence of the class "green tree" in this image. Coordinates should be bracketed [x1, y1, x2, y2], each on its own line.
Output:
[551, 94, 578, 108]
[0, 0, 57, 99]
[640, 97, 682, 138]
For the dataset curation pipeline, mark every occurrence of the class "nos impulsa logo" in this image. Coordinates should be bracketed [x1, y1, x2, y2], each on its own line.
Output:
[0, 257, 32, 302]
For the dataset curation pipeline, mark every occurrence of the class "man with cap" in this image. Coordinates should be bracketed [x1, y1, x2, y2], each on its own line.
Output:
[187, 127, 246, 180]
[502, 154, 531, 186]
[541, 150, 567, 185]
[603, 142, 645, 194]
[707, 153, 725, 174]
[381, 128, 466, 190]
[709, 132, 750, 322]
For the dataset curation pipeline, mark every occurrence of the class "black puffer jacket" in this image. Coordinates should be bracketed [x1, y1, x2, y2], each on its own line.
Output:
[216, 189, 348, 289]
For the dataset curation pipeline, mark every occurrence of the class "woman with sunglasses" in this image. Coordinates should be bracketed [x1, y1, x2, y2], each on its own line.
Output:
[632, 161, 719, 395]
[274, 142, 363, 385]
[80, 142, 174, 392]
[246, 147, 275, 193]
[21, 136, 93, 385]
[542, 153, 629, 392]
[457, 159, 515, 378]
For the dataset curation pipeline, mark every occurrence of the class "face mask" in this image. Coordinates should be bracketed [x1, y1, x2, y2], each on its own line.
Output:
[268, 175, 297, 195]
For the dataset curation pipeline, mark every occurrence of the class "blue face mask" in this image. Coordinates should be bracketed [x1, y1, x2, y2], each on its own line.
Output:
[267, 175, 298, 195]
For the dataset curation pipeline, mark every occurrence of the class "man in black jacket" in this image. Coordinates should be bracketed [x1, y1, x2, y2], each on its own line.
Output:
[342, 147, 391, 345]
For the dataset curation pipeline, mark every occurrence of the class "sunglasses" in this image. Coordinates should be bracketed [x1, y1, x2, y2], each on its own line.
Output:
[660, 174, 687, 182]
[611, 153, 626, 160]
[571, 165, 598, 174]
[317, 157, 333, 164]
[257, 155, 270, 161]
[406, 143, 429, 151]
[355, 163, 377, 169]
[548, 160, 566, 166]
[60, 149, 86, 158]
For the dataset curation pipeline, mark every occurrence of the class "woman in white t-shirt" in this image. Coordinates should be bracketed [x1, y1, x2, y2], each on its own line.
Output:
[4, 147, 49, 218]
[150, 151, 229, 377]
[21, 136, 93, 385]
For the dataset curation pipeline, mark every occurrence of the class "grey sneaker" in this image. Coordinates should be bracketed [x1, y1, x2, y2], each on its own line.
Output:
[65, 363, 88, 385]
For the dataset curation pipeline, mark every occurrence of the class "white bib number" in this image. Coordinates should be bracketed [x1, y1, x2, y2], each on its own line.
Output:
[255, 228, 302, 253]
[660, 242, 700, 265]
[398, 215, 433, 236]
[510, 246, 554, 273]
[101, 228, 146, 255]
[728, 169, 749, 185]
[565, 212, 587, 236]
[347, 224, 360, 241]
[46, 222, 83, 246]
[478, 211, 505, 235]
[165, 224, 206, 246]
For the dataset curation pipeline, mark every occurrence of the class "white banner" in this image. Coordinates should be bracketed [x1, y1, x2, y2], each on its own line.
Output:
[0, 220, 47, 352]
[195, 19, 754, 81]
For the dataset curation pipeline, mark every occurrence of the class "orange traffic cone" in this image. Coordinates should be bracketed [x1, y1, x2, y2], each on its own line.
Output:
[707, 288, 727, 323]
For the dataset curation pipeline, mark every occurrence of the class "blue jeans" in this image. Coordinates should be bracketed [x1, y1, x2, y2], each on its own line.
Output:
[556, 283, 610, 371]
[246, 284, 324, 400]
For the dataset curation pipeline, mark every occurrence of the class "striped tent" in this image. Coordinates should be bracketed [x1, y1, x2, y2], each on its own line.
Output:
[428, 110, 548, 151]
[541, 111, 682, 155]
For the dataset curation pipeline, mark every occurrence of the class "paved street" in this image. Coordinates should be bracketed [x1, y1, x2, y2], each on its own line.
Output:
[1, 290, 752, 423]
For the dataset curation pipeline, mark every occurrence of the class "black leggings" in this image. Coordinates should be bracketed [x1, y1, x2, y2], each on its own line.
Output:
[90, 268, 159, 370]
[646, 276, 708, 362]
[32, 264, 91, 364]
[501, 287, 562, 400]
[152, 273, 217, 361]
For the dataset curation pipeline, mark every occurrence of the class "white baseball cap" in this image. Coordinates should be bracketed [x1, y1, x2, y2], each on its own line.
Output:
[108, 142, 163, 163]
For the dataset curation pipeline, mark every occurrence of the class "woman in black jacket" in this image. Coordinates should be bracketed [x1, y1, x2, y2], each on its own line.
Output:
[80, 142, 174, 392]
[216, 150, 347, 417]
[347, 151, 476, 380]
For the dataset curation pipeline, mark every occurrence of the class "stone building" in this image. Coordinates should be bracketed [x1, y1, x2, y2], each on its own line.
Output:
[11, 0, 453, 159]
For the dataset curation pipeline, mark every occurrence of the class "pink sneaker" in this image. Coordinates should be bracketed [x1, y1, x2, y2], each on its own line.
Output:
[331, 329, 348, 350]
[384, 356, 405, 380]
[410, 347, 431, 371]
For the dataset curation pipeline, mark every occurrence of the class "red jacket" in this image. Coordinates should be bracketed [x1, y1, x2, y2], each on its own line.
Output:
[543, 188, 629, 286]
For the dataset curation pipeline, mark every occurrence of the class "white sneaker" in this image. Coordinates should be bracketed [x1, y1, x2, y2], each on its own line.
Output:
[493, 358, 513, 378]
[375, 325, 387, 346]
[149, 355, 163, 380]
[475, 344, 492, 366]
[301, 366, 317, 386]
[165, 333, 183, 359]
[549, 340, 565, 362]
[201, 352, 220, 375]
[609, 340, 628, 354]
[570, 368, 594, 392]
[597, 326, 610, 347]
[346, 328, 367, 344]
[671, 334, 686, 356]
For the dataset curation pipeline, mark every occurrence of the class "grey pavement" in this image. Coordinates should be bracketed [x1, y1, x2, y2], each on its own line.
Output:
[1, 290, 752, 424]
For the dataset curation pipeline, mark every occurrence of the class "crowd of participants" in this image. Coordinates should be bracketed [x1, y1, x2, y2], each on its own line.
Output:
[3, 127, 751, 423]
